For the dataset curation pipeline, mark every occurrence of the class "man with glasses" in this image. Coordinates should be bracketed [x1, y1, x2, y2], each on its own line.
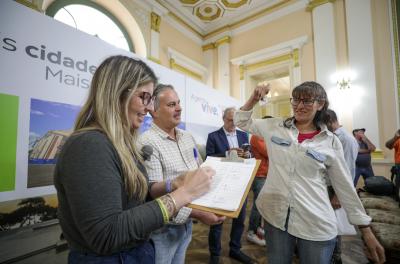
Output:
[139, 84, 224, 264]
[206, 107, 255, 264]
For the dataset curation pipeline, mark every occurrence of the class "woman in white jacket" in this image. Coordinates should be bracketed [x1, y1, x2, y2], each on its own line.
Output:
[234, 81, 385, 264]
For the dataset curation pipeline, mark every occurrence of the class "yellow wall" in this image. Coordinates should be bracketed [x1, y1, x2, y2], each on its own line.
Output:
[229, 9, 315, 100]
[159, 19, 204, 68]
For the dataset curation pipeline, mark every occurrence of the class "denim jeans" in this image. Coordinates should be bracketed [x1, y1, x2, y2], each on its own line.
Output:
[264, 221, 336, 264]
[248, 177, 266, 232]
[68, 241, 155, 264]
[151, 221, 192, 264]
[209, 199, 247, 256]
[354, 165, 374, 186]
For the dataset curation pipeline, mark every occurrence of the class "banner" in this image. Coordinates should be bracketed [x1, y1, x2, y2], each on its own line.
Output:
[0, 1, 239, 211]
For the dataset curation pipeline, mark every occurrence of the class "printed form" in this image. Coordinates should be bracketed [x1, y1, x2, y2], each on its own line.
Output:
[191, 157, 256, 211]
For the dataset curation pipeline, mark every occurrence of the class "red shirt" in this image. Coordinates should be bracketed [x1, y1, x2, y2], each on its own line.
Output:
[394, 138, 400, 164]
[298, 130, 320, 143]
[250, 135, 269, 177]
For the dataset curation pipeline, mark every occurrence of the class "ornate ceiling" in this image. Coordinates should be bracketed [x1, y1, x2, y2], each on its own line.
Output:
[157, 0, 289, 35]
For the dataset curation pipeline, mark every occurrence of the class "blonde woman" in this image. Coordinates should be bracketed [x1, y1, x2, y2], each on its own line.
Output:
[54, 55, 214, 264]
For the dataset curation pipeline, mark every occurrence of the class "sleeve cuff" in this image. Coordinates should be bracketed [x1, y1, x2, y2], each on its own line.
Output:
[171, 206, 192, 225]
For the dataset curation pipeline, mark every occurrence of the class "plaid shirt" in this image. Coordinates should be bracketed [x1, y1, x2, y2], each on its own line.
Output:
[138, 123, 202, 224]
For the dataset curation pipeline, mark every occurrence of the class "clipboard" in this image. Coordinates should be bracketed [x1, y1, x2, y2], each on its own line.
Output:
[188, 158, 260, 218]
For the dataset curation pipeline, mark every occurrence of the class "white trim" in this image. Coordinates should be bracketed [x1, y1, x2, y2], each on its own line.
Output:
[167, 47, 208, 76]
[231, 35, 308, 65]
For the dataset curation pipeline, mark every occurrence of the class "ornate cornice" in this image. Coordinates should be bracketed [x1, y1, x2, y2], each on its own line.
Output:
[15, 0, 41, 12]
[151, 12, 161, 32]
[245, 53, 292, 72]
[239, 65, 245, 80]
[306, 0, 335, 12]
[214, 36, 231, 47]
[202, 43, 215, 51]
[148, 56, 161, 64]
[292, 48, 299, 67]
[170, 59, 203, 80]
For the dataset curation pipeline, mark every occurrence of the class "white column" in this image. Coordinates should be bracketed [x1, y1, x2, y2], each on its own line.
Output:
[292, 48, 302, 87]
[310, 2, 337, 96]
[346, 0, 380, 148]
[203, 43, 214, 88]
[150, 12, 160, 62]
[216, 36, 231, 96]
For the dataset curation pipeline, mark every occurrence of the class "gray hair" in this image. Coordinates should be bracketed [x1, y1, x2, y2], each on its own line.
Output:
[153, 84, 175, 111]
[223, 107, 236, 119]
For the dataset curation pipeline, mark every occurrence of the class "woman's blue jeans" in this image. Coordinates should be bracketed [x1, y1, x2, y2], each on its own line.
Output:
[264, 221, 336, 264]
[68, 241, 155, 264]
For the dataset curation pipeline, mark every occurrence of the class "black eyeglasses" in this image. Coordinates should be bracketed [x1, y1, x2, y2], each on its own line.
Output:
[290, 98, 317, 106]
[138, 92, 155, 106]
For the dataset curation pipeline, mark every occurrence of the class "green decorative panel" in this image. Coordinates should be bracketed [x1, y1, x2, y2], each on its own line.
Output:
[0, 93, 19, 192]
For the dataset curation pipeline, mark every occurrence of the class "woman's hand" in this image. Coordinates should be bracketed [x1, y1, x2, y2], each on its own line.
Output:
[360, 227, 386, 263]
[184, 167, 215, 199]
[170, 167, 214, 210]
[241, 83, 270, 111]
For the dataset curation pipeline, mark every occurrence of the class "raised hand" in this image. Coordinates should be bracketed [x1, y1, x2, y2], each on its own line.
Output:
[241, 83, 270, 111]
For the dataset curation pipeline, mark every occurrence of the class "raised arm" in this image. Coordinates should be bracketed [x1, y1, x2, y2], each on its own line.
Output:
[240, 84, 270, 111]
[234, 84, 270, 135]
[385, 130, 400, 149]
[361, 134, 376, 152]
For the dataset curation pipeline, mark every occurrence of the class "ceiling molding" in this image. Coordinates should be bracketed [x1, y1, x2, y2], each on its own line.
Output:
[150, 0, 308, 46]
[204, 0, 307, 43]
[154, 0, 307, 36]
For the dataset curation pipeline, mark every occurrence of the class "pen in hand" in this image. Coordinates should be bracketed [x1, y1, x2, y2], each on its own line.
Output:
[193, 148, 201, 168]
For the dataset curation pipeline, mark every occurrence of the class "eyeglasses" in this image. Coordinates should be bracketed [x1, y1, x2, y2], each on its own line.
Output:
[137, 91, 155, 106]
[290, 98, 317, 106]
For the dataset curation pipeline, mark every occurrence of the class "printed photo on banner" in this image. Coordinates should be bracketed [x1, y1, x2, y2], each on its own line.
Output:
[28, 98, 80, 188]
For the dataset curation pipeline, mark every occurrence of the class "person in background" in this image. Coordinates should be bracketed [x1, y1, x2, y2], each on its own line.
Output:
[385, 129, 400, 164]
[54, 55, 214, 264]
[325, 109, 359, 264]
[206, 107, 255, 264]
[353, 128, 376, 186]
[235, 81, 385, 264]
[385, 129, 400, 200]
[246, 115, 273, 247]
[138, 84, 225, 264]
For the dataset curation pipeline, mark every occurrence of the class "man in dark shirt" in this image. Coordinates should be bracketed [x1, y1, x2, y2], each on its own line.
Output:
[353, 128, 376, 186]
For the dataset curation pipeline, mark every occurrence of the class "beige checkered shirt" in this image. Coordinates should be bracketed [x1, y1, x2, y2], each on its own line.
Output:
[138, 123, 202, 223]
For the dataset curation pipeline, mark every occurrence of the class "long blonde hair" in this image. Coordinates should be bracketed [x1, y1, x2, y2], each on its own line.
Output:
[74, 55, 157, 200]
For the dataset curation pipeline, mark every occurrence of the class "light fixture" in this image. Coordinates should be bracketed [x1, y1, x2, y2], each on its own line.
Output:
[331, 69, 355, 90]
[337, 76, 351, 89]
